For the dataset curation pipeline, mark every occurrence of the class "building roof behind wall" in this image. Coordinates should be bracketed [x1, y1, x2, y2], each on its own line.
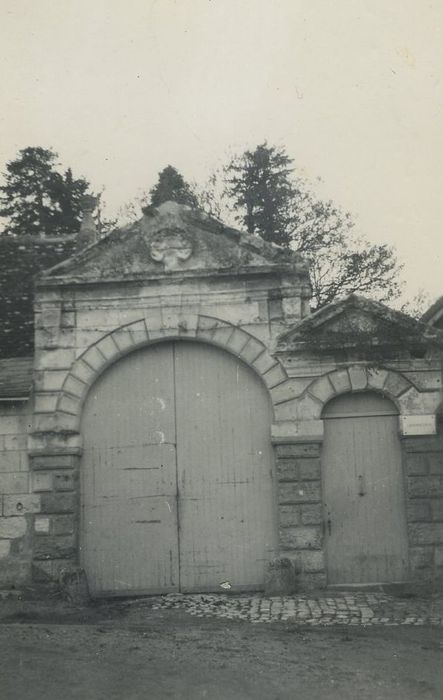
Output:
[0, 356, 33, 399]
[0, 235, 75, 359]
[422, 295, 443, 329]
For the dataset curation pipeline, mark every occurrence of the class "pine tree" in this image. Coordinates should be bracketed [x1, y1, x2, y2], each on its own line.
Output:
[0, 147, 90, 237]
[222, 142, 403, 307]
[51, 167, 91, 236]
[149, 165, 199, 208]
[224, 142, 297, 246]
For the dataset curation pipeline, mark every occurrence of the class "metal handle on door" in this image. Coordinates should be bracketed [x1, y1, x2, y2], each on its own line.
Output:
[324, 507, 332, 536]
[358, 475, 366, 497]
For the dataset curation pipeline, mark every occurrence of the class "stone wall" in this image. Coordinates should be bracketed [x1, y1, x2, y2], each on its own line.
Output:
[403, 434, 443, 581]
[3, 203, 441, 593]
[30, 453, 79, 583]
[272, 351, 443, 588]
[275, 441, 326, 588]
[0, 401, 35, 586]
[274, 429, 443, 588]
[28, 278, 443, 590]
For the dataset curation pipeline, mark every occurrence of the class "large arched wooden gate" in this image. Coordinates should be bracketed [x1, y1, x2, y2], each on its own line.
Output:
[322, 392, 409, 584]
[80, 341, 278, 596]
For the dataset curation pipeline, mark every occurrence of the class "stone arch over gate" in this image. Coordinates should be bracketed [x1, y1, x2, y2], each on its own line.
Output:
[30, 312, 292, 585]
[54, 313, 288, 433]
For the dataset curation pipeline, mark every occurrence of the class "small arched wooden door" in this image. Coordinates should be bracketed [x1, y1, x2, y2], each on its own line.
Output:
[80, 341, 277, 596]
[322, 392, 408, 584]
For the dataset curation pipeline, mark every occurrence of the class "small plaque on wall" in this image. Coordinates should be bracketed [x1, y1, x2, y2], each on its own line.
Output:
[400, 414, 436, 436]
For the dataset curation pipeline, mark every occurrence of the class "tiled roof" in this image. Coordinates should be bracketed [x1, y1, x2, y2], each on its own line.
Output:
[422, 295, 443, 328]
[0, 235, 75, 359]
[0, 356, 33, 398]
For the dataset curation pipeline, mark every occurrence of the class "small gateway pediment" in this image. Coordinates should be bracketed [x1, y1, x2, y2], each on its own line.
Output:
[39, 201, 308, 283]
[324, 309, 379, 335]
[277, 294, 443, 354]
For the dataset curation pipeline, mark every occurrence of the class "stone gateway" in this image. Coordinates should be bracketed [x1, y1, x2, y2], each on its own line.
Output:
[81, 341, 277, 596]
[0, 201, 442, 594]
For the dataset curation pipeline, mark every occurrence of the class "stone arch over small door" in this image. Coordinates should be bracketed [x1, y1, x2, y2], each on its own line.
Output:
[80, 338, 279, 596]
[321, 391, 409, 584]
[54, 313, 289, 432]
[302, 365, 415, 419]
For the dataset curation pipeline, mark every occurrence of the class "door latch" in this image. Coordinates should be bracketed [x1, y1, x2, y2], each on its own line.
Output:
[358, 475, 366, 497]
[324, 508, 332, 536]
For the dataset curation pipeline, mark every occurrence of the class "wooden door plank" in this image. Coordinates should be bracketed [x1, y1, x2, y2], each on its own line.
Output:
[323, 394, 408, 584]
[81, 344, 179, 596]
[174, 342, 277, 592]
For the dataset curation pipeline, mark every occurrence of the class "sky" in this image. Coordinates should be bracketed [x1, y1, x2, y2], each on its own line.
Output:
[0, 0, 442, 305]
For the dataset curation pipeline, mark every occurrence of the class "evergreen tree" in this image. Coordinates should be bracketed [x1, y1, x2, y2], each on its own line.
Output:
[0, 147, 90, 237]
[222, 142, 403, 308]
[224, 142, 297, 246]
[51, 167, 91, 236]
[149, 165, 199, 208]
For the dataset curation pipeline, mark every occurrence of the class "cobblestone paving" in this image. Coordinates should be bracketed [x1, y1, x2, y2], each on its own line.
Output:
[150, 592, 443, 626]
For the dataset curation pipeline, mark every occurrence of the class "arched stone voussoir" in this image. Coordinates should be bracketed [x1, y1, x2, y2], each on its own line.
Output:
[121, 319, 150, 346]
[196, 313, 225, 332]
[196, 315, 270, 368]
[147, 310, 199, 340]
[57, 319, 147, 414]
[261, 361, 287, 390]
[308, 374, 336, 405]
[239, 335, 267, 366]
[82, 344, 109, 373]
[348, 365, 368, 392]
[195, 313, 231, 342]
[307, 365, 414, 415]
[197, 314, 286, 388]
[95, 333, 122, 362]
[110, 327, 139, 354]
[366, 367, 389, 391]
[57, 313, 284, 424]
[196, 314, 231, 347]
[252, 350, 280, 377]
[226, 326, 252, 355]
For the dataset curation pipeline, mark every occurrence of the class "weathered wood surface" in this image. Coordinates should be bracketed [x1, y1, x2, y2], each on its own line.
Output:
[322, 392, 408, 584]
[81, 341, 277, 596]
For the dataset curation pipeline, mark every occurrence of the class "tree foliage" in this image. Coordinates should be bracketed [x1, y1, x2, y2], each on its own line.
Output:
[224, 144, 296, 245]
[400, 289, 432, 320]
[149, 165, 199, 208]
[222, 142, 403, 308]
[0, 147, 90, 237]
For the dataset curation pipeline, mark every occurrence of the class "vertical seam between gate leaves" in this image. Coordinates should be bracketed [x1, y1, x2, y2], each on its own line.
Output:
[172, 342, 182, 592]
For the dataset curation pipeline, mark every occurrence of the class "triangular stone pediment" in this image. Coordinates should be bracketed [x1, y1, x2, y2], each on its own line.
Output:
[39, 201, 308, 284]
[277, 295, 443, 353]
[323, 308, 379, 335]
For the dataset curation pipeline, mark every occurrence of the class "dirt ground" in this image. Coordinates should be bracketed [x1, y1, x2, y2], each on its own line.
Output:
[0, 597, 442, 700]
